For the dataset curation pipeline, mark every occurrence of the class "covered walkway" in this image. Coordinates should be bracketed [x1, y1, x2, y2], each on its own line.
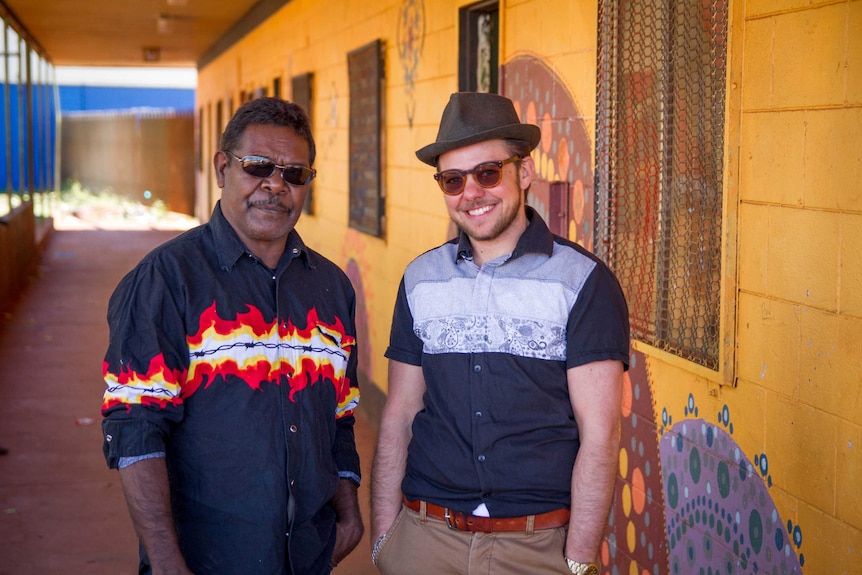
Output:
[0, 208, 377, 574]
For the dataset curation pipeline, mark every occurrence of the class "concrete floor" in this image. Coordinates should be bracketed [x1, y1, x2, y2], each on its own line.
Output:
[0, 209, 377, 574]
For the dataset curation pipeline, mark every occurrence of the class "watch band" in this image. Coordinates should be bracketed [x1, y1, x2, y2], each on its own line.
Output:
[566, 558, 599, 575]
[371, 533, 388, 566]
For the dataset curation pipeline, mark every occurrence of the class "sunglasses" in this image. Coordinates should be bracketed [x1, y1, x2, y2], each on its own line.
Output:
[433, 155, 521, 195]
[226, 151, 317, 186]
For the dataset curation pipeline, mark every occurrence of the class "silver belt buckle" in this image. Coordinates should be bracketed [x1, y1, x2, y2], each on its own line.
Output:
[444, 508, 458, 530]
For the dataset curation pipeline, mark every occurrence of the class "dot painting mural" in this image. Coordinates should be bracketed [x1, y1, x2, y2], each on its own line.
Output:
[607, 350, 669, 575]
[660, 394, 804, 575]
[499, 55, 806, 575]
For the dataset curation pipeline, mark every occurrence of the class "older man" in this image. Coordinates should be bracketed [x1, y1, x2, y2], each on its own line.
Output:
[101, 97, 363, 574]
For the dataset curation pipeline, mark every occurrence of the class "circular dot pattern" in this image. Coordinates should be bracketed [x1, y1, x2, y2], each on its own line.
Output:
[661, 397, 803, 574]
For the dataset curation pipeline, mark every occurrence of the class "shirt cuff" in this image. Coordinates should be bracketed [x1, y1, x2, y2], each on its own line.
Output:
[117, 452, 165, 469]
[339, 470, 361, 485]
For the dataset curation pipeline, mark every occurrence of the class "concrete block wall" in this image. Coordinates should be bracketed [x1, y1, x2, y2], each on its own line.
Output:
[736, 0, 862, 570]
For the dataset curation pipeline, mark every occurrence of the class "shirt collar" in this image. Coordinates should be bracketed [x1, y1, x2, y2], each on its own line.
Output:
[455, 205, 554, 263]
[208, 201, 311, 271]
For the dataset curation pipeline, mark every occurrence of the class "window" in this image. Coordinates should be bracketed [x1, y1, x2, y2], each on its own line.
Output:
[459, 0, 498, 92]
[595, 0, 729, 371]
[347, 39, 384, 237]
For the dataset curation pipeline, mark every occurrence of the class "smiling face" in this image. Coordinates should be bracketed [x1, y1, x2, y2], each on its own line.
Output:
[438, 139, 534, 265]
[214, 123, 312, 268]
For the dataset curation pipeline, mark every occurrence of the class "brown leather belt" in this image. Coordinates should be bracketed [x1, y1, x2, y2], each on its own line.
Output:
[403, 498, 569, 533]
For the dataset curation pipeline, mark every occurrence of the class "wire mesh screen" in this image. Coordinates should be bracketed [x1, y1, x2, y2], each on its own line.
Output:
[595, 0, 728, 370]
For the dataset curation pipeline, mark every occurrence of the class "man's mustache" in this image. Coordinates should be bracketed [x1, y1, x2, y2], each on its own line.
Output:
[247, 196, 288, 210]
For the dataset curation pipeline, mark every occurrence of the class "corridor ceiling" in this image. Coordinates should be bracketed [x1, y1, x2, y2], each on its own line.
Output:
[3, 0, 281, 68]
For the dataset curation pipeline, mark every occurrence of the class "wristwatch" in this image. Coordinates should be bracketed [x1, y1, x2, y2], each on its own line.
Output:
[566, 558, 599, 575]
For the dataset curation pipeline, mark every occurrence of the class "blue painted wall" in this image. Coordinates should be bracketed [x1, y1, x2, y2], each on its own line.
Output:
[0, 83, 192, 193]
[0, 84, 57, 193]
[59, 85, 195, 112]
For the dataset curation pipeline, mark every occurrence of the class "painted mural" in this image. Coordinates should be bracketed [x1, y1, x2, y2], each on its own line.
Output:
[610, 350, 670, 575]
[501, 55, 805, 575]
[503, 55, 595, 252]
[660, 388, 805, 575]
[342, 229, 375, 391]
[396, 0, 424, 128]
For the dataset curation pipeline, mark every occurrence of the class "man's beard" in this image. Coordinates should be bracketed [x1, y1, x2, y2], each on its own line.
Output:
[454, 194, 523, 242]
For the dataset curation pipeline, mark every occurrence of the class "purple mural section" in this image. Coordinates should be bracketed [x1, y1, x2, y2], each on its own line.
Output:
[660, 397, 804, 575]
[345, 258, 373, 388]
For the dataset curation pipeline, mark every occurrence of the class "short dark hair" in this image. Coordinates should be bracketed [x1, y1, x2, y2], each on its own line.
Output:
[220, 97, 316, 165]
[503, 139, 535, 167]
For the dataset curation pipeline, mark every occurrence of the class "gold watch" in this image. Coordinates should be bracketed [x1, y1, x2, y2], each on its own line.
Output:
[566, 558, 599, 575]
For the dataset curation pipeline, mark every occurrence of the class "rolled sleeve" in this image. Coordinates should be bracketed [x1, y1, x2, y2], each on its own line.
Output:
[334, 415, 361, 484]
[102, 418, 168, 469]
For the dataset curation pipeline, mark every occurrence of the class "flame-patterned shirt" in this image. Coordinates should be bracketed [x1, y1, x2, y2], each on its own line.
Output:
[101, 201, 360, 574]
[386, 207, 629, 518]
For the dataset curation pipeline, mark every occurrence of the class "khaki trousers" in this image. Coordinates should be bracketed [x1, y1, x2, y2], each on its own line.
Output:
[375, 503, 572, 575]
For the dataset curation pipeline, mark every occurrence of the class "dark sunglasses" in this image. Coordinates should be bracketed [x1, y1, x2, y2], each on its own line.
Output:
[226, 151, 317, 186]
[433, 155, 521, 195]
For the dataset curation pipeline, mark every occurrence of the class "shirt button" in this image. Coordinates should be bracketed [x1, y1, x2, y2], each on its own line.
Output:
[477, 455, 486, 462]
[292, 248, 299, 254]
[475, 411, 483, 418]
[473, 365, 481, 372]
[289, 425, 298, 433]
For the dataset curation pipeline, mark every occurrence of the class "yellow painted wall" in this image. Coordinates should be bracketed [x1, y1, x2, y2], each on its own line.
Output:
[732, 0, 862, 570]
[195, 0, 861, 572]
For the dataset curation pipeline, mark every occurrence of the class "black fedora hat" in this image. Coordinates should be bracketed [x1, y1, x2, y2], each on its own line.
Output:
[416, 92, 541, 166]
